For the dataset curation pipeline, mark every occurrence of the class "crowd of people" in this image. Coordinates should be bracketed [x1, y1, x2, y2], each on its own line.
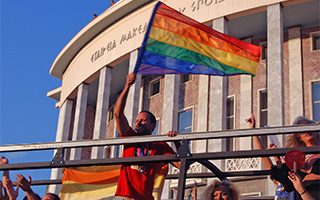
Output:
[1, 72, 319, 200]
[113, 72, 319, 200]
[246, 113, 319, 200]
[0, 157, 60, 200]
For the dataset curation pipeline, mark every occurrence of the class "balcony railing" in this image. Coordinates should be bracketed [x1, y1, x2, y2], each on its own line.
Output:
[0, 124, 319, 200]
[225, 157, 262, 171]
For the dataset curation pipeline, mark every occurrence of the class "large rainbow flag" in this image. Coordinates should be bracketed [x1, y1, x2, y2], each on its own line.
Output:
[134, 2, 262, 76]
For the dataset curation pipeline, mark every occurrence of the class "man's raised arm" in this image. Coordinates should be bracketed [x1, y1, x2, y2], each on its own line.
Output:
[114, 72, 136, 136]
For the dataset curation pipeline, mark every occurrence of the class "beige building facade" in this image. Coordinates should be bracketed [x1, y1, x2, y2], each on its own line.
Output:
[47, 0, 320, 198]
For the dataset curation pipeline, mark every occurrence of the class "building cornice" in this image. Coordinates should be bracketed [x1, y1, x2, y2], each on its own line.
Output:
[49, 0, 155, 79]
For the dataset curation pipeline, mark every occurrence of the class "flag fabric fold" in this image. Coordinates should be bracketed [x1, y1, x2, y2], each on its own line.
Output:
[60, 166, 121, 200]
[59, 165, 169, 200]
[134, 1, 262, 76]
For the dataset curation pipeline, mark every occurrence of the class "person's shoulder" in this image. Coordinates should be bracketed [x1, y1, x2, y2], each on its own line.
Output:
[153, 142, 169, 146]
[152, 142, 174, 150]
[120, 127, 137, 137]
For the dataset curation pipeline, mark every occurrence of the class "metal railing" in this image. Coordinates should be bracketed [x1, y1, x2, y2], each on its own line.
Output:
[0, 124, 319, 200]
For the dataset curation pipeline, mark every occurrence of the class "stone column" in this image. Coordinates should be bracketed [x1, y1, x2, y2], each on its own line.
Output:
[91, 66, 112, 159]
[70, 83, 89, 160]
[267, 3, 284, 195]
[267, 3, 285, 146]
[288, 26, 304, 123]
[124, 50, 142, 127]
[267, 3, 284, 128]
[208, 17, 228, 173]
[161, 74, 180, 200]
[161, 75, 180, 135]
[48, 99, 73, 194]
[239, 37, 253, 150]
[196, 75, 209, 153]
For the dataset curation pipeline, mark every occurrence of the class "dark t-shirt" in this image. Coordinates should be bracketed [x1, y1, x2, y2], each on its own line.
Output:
[298, 158, 320, 199]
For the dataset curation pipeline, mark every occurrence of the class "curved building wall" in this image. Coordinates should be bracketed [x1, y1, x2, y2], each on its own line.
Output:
[52, 0, 318, 107]
[60, 2, 157, 107]
[48, 0, 320, 198]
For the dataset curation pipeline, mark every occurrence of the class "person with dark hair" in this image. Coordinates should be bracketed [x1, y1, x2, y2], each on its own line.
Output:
[22, 193, 41, 200]
[114, 72, 180, 200]
[41, 193, 60, 200]
[203, 180, 241, 200]
[14, 174, 40, 200]
[0, 157, 36, 200]
[91, 14, 98, 21]
[0, 158, 58, 200]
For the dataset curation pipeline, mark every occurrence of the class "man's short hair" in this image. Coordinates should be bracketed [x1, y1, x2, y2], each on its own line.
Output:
[140, 110, 156, 124]
[23, 194, 41, 200]
[46, 193, 60, 200]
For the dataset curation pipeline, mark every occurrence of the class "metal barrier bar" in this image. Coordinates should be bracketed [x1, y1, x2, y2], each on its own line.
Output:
[24, 171, 271, 186]
[1, 146, 318, 171]
[0, 124, 319, 153]
[0, 125, 319, 200]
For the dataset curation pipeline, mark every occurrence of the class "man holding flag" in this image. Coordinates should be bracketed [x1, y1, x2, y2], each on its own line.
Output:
[114, 1, 262, 199]
[114, 72, 180, 200]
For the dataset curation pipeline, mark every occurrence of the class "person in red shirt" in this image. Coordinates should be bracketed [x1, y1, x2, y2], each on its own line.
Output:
[114, 72, 180, 200]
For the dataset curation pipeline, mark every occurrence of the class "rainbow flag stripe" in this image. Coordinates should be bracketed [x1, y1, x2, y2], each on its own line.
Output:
[60, 167, 120, 200]
[134, 2, 262, 76]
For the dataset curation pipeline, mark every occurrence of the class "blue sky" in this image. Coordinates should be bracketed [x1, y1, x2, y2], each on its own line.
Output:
[1, 1, 115, 198]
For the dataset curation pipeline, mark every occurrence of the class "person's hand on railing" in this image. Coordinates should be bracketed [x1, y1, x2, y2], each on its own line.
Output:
[0, 157, 8, 165]
[3, 179, 19, 200]
[167, 130, 177, 137]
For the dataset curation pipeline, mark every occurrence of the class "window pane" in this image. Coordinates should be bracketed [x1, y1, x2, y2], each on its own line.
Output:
[313, 35, 320, 51]
[313, 103, 320, 122]
[312, 82, 320, 121]
[226, 136, 233, 152]
[226, 117, 234, 130]
[178, 110, 193, 133]
[152, 121, 159, 135]
[261, 44, 267, 60]
[227, 97, 234, 116]
[181, 74, 191, 83]
[260, 91, 268, 109]
[152, 81, 160, 96]
[105, 148, 111, 158]
[114, 130, 120, 158]
[260, 111, 268, 128]
[108, 107, 114, 122]
[312, 82, 320, 101]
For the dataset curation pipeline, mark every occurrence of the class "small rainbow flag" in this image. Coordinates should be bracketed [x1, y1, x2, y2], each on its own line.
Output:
[59, 165, 170, 200]
[60, 166, 120, 200]
[134, 2, 262, 76]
